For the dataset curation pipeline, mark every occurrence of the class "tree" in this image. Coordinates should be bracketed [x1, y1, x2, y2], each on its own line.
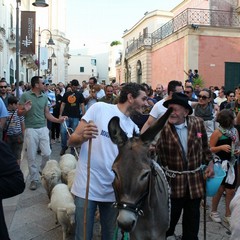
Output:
[110, 41, 121, 47]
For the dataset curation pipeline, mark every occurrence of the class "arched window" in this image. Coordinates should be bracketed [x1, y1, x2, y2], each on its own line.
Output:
[136, 60, 142, 84]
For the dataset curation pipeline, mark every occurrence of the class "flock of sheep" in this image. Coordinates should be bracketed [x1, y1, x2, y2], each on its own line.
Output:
[41, 153, 77, 240]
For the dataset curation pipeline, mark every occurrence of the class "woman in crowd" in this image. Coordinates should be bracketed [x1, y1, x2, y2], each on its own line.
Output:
[193, 89, 217, 140]
[51, 87, 62, 143]
[209, 109, 239, 224]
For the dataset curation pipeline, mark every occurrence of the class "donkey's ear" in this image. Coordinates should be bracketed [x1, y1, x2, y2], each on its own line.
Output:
[108, 116, 128, 147]
[140, 107, 173, 144]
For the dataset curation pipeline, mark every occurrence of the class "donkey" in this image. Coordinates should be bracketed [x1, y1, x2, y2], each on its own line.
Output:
[108, 108, 172, 240]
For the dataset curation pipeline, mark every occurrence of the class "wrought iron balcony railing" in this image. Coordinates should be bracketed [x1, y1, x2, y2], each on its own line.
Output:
[125, 34, 152, 57]
[125, 8, 240, 57]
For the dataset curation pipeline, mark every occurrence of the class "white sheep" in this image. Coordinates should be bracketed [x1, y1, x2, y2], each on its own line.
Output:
[41, 160, 61, 198]
[48, 183, 76, 240]
[230, 186, 240, 239]
[67, 169, 76, 190]
[59, 154, 77, 183]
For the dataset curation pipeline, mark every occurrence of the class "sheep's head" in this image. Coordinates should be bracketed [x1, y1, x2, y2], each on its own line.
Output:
[67, 206, 76, 225]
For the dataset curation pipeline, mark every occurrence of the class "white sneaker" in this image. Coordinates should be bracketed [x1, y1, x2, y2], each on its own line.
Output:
[210, 211, 221, 223]
[223, 216, 231, 224]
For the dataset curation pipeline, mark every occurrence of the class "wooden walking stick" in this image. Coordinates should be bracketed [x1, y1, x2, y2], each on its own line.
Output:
[83, 137, 92, 240]
[203, 168, 207, 240]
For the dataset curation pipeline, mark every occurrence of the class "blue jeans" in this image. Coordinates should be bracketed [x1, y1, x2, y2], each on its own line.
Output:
[74, 197, 117, 240]
[61, 118, 79, 151]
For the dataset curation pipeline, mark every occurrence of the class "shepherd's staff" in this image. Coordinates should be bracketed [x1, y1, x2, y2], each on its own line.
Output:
[63, 120, 79, 158]
[203, 178, 207, 240]
[83, 122, 93, 240]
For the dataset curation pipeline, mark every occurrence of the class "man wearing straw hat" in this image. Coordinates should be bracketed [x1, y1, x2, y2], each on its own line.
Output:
[156, 92, 214, 240]
[68, 83, 148, 240]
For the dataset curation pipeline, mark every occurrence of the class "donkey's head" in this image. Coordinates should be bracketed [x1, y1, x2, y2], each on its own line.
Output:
[108, 108, 172, 232]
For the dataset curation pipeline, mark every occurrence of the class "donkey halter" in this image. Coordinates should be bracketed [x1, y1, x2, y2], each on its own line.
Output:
[113, 162, 157, 216]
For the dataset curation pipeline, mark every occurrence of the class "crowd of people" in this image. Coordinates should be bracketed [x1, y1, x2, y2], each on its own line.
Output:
[1, 74, 240, 239]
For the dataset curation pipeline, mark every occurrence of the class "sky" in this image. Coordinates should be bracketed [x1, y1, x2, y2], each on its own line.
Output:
[66, 0, 183, 53]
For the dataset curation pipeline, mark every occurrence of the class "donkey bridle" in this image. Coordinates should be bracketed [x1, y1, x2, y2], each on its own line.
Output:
[113, 162, 157, 216]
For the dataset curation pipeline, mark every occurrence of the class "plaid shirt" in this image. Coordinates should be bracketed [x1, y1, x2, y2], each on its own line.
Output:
[156, 116, 212, 199]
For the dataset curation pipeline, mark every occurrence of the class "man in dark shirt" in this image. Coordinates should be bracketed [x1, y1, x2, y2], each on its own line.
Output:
[59, 79, 85, 156]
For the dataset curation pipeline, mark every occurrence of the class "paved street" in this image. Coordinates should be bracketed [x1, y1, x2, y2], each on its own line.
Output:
[3, 142, 232, 240]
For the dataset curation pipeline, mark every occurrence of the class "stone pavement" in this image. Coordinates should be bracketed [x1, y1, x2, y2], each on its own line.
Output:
[3, 142, 232, 240]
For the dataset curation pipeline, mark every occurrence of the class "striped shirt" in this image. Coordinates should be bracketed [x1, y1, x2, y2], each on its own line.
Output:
[45, 90, 56, 114]
[6, 110, 24, 135]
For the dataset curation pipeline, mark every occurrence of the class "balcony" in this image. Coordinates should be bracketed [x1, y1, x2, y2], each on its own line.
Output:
[125, 34, 152, 58]
[125, 8, 240, 58]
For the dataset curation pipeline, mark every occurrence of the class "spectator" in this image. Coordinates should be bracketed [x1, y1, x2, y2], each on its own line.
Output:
[194, 84, 201, 97]
[0, 80, 10, 107]
[86, 84, 105, 110]
[209, 109, 240, 224]
[58, 82, 65, 97]
[185, 81, 197, 100]
[220, 90, 235, 111]
[193, 89, 217, 140]
[43, 80, 56, 143]
[99, 85, 116, 104]
[184, 86, 198, 102]
[0, 98, 8, 140]
[193, 69, 199, 79]
[59, 79, 85, 156]
[153, 84, 164, 102]
[209, 86, 217, 99]
[68, 83, 148, 240]
[142, 83, 157, 106]
[184, 69, 194, 83]
[81, 80, 90, 99]
[18, 76, 66, 190]
[215, 89, 227, 107]
[51, 87, 62, 143]
[214, 86, 220, 98]
[5, 96, 25, 165]
[14, 80, 25, 98]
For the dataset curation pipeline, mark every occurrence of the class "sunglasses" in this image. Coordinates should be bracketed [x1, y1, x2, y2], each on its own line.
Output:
[198, 95, 209, 100]
[229, 95, 235, 97]
[184, 91, 191, 94]
[0, 86, 7, 88]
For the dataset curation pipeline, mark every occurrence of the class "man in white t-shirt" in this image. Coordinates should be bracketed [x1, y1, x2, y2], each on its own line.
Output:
[141, 80, 184, 133]
[68, 83, 148, 240]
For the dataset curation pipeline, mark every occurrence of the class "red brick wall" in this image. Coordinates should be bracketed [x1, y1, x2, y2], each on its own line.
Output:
[199, 36, 240, 88]
[151, 38, 185, 89]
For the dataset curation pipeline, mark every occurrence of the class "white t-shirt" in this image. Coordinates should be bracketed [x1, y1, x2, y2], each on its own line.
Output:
[71, 102, 139, 202]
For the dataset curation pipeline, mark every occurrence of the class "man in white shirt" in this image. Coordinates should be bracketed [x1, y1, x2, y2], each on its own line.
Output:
[141, 80, 183, 133]
[68, 82, 148, 240]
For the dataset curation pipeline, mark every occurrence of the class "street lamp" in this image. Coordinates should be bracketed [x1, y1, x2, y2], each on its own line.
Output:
[48, 46, 56, 58]
[32, 0, 49, 7]
[38, 27, 55, 75]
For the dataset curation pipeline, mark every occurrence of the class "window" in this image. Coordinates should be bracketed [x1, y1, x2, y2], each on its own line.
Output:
[80, 67, 84, 72]
[91, 59, 96, 66]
